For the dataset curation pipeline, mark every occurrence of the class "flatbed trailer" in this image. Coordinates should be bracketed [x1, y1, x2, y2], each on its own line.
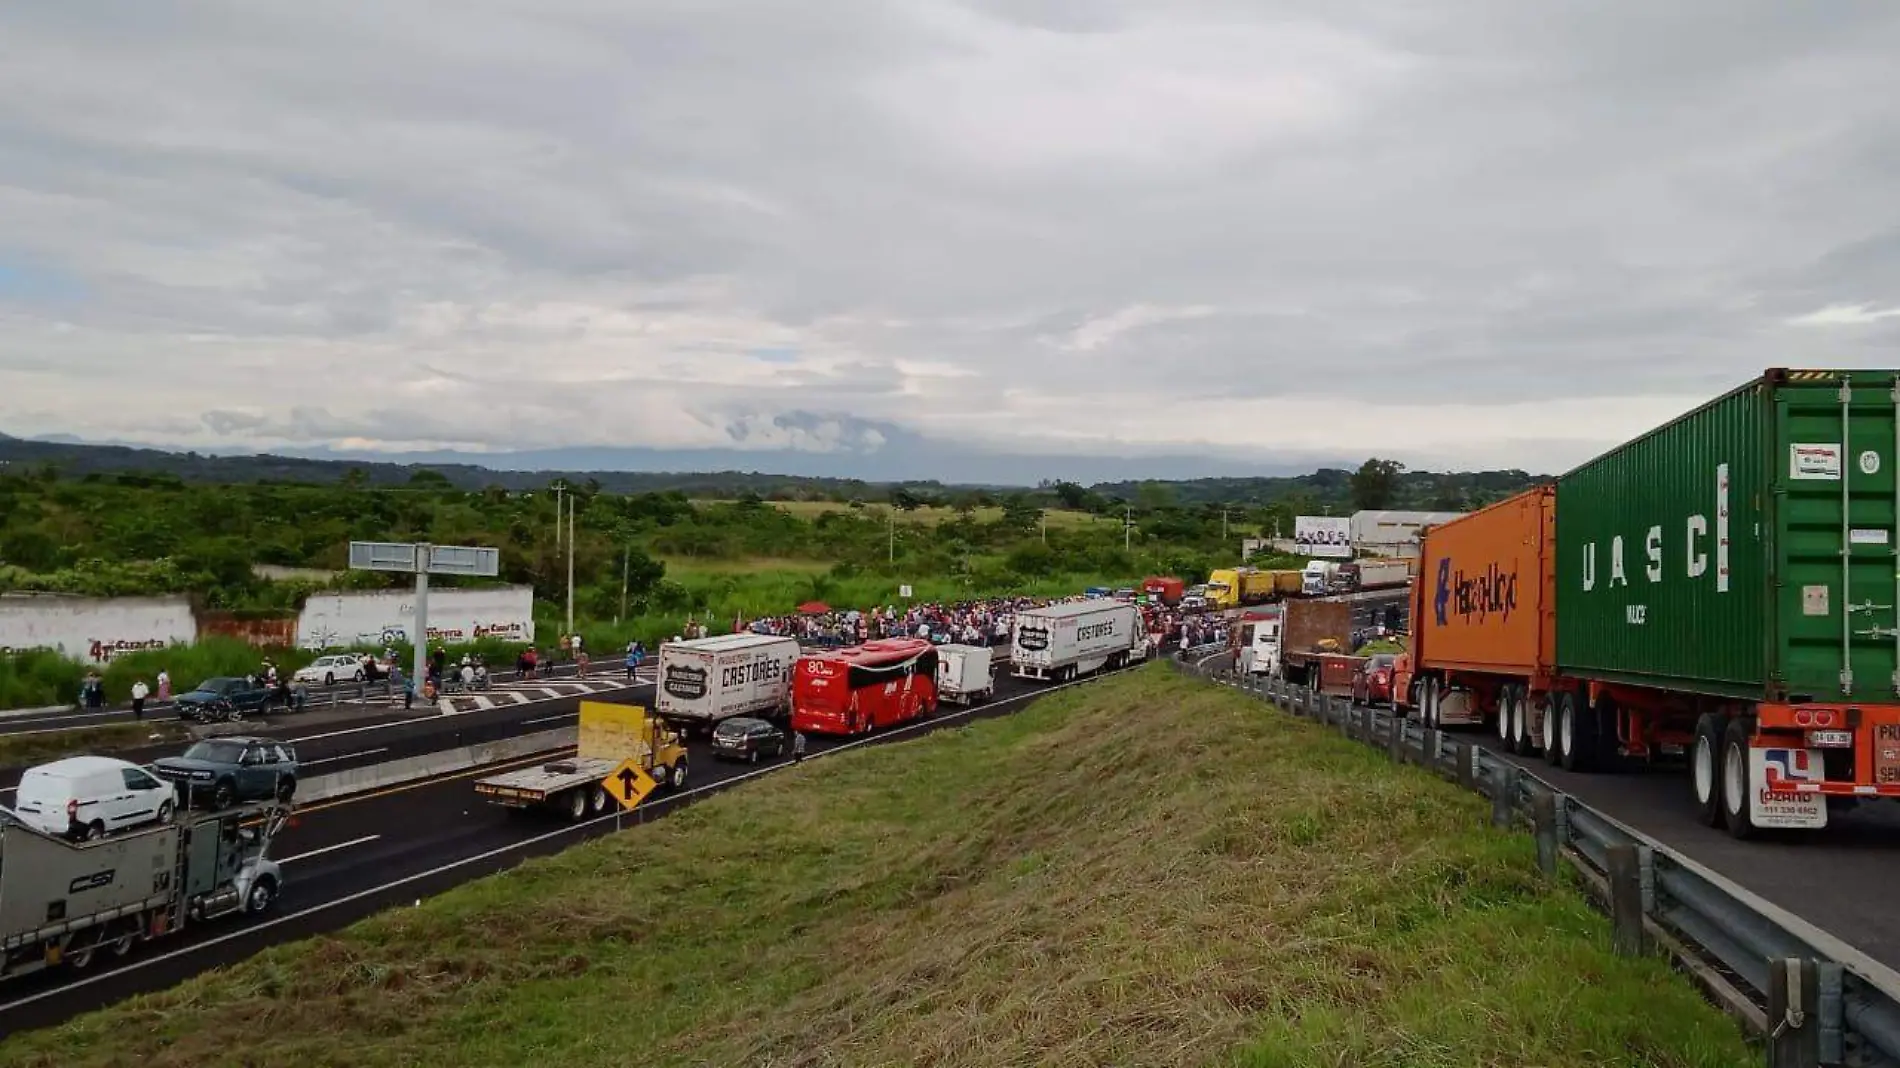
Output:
[474, 701, 688, 820]
[0, 801, 288, 980]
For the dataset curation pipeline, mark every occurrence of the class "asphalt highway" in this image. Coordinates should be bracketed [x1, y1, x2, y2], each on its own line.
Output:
[0, 660, 610, 737]
[0, 671, 660, 796]
[1460, 721, 1900, 971]
[0, 660, 1125, 1037]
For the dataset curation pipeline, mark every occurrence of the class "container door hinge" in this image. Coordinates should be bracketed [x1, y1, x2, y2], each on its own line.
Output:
[1847, 600, 1893, 615]
[1840, 668, 1855, 694]
[1855, 626, 1900, 641]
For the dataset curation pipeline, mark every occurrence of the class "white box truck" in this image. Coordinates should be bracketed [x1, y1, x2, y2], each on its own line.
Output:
[935, 643, 995, 705]
[654, 633, 799, 733]
[1011, 601, 1145, 683]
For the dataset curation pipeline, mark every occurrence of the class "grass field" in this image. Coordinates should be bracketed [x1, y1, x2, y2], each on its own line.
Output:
[0, 665, 1753, 1068]
[694, 498, 1113, 528]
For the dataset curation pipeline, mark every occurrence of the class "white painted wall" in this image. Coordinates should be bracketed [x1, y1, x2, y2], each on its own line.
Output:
[0, 595, 198, 665]
[294, 586, 537, 650]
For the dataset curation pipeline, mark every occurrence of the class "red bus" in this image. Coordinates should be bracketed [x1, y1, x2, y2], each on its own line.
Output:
[791, 638, 940, 736]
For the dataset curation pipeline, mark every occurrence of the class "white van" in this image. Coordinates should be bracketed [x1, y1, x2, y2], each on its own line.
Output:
[13, 755, 175, 841]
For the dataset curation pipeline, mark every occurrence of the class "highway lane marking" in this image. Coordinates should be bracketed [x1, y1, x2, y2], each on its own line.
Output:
[521, 712, 577, 726]
[285, 682, 653, 744]
[294, 751, 563, 814]
[298, 748, 390, 767]
[278, 835, 382, 864]
[0, 666, 1136, 1019]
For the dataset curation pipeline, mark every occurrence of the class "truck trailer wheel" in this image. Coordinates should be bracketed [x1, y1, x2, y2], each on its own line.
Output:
[1556, 693, 1592, 772]
[1720, 716, 1760, 840]
[1421, 679, 1438, 728]
[1691, 713, 1729, 827]
[566, 789, 589, 822]
[1539, 694, 1561, 766]
[1495, 688, 1514, 747]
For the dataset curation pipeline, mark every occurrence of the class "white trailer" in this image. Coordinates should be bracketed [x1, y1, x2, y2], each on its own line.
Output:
[1011, 601, 1145, 683]
[935, 644, 995, 705]
[653, 633, 798, 733]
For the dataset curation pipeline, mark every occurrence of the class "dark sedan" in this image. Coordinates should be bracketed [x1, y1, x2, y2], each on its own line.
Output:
[153, 737, 300, 808]
[174, 677, 281, 722]
[710, 717, 788, 764]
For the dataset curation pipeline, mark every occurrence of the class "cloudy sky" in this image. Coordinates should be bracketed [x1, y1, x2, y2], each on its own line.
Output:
[4, 1, 1900, 476]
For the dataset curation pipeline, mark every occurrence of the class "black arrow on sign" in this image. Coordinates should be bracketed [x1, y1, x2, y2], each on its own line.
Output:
[617, 767, 640, 801]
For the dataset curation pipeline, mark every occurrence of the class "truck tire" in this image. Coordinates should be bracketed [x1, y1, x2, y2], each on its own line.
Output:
[1495, 688, 1514, 747]
[1421, 679, 1437, 728]
[1557, 693, 1595, 773]
[1720, 716, 1760, 840]
[1691, 712, 1729, 827]
[670, 760, 689, 790]
[565, 789, 588, 822]
[246, 875, 278, 914]
[1539, 693, 1562, 766]
[590, 787, 609, 814]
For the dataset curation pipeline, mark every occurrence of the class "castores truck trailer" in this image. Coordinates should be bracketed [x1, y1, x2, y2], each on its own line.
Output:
[1011, 600, 1147, 682]
[474, 701, 687, 820]
[654, 632, 798, 734]
[0, 801, 287, 979]
[1396, 368, 1900, 839]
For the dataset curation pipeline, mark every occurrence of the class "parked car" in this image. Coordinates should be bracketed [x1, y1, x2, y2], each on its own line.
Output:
[293, 654, 367, 686]
[13, 755, 175, 840]
[710, 716, 788, 764]
[153, 737, 301, 808]
[1351, 654, 1400, 708]
[174, 677, 281, 722]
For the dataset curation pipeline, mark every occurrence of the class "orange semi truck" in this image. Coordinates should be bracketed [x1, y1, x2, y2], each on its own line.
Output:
[1391, 369, 1900, 839]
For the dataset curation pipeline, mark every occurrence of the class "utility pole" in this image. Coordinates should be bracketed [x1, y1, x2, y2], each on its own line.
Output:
[1124, 505, 1132, 552]
[618, 544, 629, 624]
[1221, 507, 1230, 542]
[565, 491, 575, 637]
[552, 482, 564, 627]
[1040, 513, 1047, 546]
[888, 508, 896, 564]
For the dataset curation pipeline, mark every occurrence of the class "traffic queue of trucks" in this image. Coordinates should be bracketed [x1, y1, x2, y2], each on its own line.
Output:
[1386, 368, 1900, 840]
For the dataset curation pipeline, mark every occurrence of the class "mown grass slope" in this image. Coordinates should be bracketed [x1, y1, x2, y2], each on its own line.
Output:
[0, 665, 1753, 1068]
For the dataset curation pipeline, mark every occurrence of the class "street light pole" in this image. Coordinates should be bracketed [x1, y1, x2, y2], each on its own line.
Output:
[565, 492, 576, 637]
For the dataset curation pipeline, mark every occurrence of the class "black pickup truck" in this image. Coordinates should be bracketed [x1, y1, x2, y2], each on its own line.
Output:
[173, 676, 284, 722]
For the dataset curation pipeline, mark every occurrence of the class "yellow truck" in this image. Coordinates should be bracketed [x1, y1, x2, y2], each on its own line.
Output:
[1206, 567, 1301, 609]
[473, 701, 688, 821]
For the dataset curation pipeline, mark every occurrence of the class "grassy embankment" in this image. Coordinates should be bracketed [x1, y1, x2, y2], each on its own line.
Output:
[0, 721, 189, 769]
[0, 665, 1752, 1068]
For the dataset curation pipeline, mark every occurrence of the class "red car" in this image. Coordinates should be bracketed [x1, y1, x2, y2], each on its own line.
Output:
[1351, 653, 1400, 707]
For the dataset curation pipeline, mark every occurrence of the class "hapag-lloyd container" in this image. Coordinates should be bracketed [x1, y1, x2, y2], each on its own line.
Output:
[1410, 486, 1555, 678]
[1554, 368, 1900, 703]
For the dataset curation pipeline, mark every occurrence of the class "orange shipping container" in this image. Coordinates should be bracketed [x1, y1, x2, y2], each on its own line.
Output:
[1410, 486, 1555, 678]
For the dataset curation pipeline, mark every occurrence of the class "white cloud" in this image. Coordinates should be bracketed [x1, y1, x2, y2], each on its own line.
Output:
[1785, 303, 1900, 327]
[2, 2, 1900, 477]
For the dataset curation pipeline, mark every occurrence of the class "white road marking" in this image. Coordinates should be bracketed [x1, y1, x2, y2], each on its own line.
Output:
[521, 713, 577, 726]
[277, 835, 381, 865]
[297, 748, 390, 767]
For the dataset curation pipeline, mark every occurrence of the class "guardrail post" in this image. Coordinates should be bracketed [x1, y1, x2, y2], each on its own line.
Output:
[1816, 961, 1843, 1066]
[1456, 741, 1479, 791]
[1360, 706, 1375, 742]
[1531, 789, 1558, 875]
[1492, 765, 1517, 828]
[1605, 844, 1646, 957]
[1387, 714, 1404, 762]
[1766, 958, 1821, 1067]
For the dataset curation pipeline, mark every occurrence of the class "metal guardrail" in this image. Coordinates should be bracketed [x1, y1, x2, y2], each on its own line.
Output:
[1178, 657, 1900, 1068]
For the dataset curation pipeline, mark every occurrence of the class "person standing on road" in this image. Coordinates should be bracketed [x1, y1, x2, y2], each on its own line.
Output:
[130, 678, 150, 721]
[1239, 645, 1257, 677]
[792, 731, 807, 763]
[156, 668, 171, 702]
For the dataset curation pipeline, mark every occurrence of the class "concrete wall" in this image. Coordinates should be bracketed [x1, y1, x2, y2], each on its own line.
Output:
[0, 594, 198, 665]
[294, 585, 536, 651]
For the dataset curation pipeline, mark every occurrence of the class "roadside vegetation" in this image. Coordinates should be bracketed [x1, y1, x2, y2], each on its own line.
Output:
[0, 666, 1753, 1068]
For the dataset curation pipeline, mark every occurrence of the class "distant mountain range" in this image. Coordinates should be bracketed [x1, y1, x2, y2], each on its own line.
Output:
[0, 430, 1544, 510]
[0, 417, 1341, 490]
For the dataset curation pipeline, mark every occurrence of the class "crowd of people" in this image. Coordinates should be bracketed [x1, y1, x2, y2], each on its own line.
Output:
[724, 590, 1227, 655]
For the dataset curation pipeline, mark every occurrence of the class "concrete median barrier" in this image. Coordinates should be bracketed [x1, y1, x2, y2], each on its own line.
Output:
[299, 727, 578, 804]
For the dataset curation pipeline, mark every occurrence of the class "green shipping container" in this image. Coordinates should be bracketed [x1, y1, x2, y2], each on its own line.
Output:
[1555, 368, 1900, 704]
